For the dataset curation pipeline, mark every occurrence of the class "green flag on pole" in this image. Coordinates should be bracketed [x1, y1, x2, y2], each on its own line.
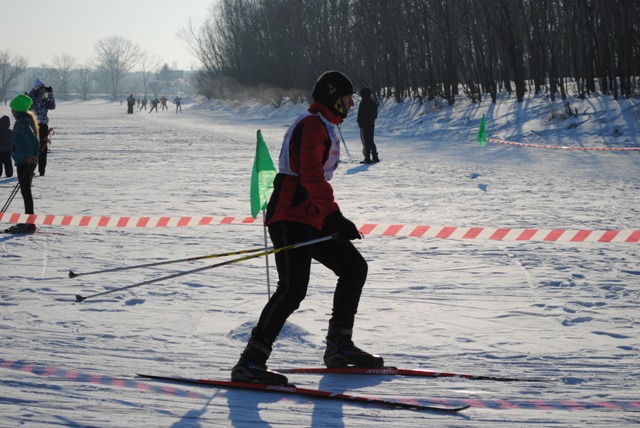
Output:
[250, 130, 277, 219]
[477, 114, 487, 146]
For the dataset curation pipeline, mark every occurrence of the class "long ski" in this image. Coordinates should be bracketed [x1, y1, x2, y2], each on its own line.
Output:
[279, 366, 548, 382]
[136, 373, 469, 413]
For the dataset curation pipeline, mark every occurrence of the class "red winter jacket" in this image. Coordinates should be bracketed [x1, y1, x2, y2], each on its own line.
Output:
[266, 102, 342, 230]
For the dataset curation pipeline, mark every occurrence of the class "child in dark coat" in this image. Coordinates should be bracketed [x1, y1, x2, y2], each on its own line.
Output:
[0, 115, 12, 177]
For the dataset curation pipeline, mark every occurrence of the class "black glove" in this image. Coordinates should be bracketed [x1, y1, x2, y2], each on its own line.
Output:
[325, 211, 361, 240]
[45, 86, 53, 93]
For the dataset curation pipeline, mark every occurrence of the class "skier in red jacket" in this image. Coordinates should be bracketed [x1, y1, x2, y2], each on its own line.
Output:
[232, 71, 383, 385]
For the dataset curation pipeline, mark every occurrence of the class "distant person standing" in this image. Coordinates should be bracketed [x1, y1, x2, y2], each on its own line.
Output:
[0, 115, 13, 177]
[174, 96, 182, 113]
[160, 96, 168, 110]
[357, 87, 379, 164]
[28, 78, 56, 176]
[139, 97, 148, 111]
[127, 94, 136, 115]
[4, 94, 40, 233]
[149, 98, 159, 113]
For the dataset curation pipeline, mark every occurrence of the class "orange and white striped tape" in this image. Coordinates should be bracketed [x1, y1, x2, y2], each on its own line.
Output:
[486, 137, 640, 151]
[1, 212, 638, 243]
[0, 212, 257, 228]
[358, 223, 640, 243]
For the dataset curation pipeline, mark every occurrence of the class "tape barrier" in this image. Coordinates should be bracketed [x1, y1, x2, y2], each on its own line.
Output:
[0, 212, 257, 228]
[486, 137, 640, 151]
[0, 357, 209, 400]
[358, 224, 640, 243]
[1, 212, 638, 243]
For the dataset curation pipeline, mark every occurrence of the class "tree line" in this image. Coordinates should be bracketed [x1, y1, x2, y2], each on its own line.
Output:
[0, 37, 188, 102]
[187, 0, 640, 104]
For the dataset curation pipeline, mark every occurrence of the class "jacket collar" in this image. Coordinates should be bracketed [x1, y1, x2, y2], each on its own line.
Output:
[308, 102, 344, 125]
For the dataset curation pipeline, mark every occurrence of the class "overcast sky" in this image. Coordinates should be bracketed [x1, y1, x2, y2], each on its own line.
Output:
[2, 0, 214, 70]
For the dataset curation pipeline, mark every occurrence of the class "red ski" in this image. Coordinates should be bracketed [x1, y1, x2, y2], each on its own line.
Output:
[136, 373, 469, 413]
[279, 366, 548, 382]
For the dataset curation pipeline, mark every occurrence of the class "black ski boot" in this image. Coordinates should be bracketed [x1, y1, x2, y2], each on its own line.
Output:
[231, 333, 289, 385]
[323, 322, 384, 368]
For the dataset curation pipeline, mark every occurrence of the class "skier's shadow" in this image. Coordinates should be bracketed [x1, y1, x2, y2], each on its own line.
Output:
[170, 392, 221, 428]
[226, 388, 281, 426]
[310, 374, 387, 428]
[225, 375, 388, 427]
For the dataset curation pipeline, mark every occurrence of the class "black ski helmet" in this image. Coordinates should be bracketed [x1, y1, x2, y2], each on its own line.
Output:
[312, 71, 354, 118]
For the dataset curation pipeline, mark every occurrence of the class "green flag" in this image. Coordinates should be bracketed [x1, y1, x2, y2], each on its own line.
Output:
[477, 114, 487, 146]
[250, 130, 277, 218]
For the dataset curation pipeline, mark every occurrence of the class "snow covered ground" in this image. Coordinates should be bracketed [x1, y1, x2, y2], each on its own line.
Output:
[1, 92, 639, 427]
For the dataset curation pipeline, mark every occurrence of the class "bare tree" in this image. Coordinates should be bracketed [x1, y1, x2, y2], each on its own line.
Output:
[148, 64, 169, 97]
[76, 66, 93, 101]
[51, 53, 77, 100]
[137, 52, 161, 97]
[0, 50, 28, 102]
[92, 36, 141, 99]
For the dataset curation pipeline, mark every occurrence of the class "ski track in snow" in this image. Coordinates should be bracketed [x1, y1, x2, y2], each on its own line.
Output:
[1, 96, 639, 427]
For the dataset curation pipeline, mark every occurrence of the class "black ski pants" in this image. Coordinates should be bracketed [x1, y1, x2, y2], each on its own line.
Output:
[17, 163, 36, 214]
[255, 221, 368, 345]
[360, 127, 378, 160]
[38, 123, 48, 176]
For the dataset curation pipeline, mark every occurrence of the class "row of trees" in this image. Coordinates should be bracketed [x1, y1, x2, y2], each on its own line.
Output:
[187, 0, 640, 104]
[0, 37, 189, 102]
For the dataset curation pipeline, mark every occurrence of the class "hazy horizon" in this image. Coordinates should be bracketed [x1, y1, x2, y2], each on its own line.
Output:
[2, 0, 213, 70]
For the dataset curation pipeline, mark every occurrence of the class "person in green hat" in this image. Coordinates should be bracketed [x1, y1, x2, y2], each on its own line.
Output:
[4, 94, 40, 234]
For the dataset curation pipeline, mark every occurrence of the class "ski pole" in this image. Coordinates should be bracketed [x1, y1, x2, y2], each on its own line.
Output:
[75, 234, 337, 303]
[69, 245, 275, 278]
[1, 181, 21, 213]
[337, 126, 353, 163]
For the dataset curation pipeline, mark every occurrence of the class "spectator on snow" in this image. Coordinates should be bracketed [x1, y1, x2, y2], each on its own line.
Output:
[231, 71, 382, 385]
[160, 96, 168, 110]
[357, 87, 379, 164]
[5, 94, 40, 233]
[174, 96, 182, 113]
[28, 78, 56, 176]
[127, 94, 136, 115]
[0, 115, 13, 177]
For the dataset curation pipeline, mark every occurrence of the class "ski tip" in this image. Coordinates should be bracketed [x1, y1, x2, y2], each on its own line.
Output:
[414, 404, 470, 413]
[69, 270, 78, 278]
[75, 294, 86, 303]
[451, 404, 471, 412]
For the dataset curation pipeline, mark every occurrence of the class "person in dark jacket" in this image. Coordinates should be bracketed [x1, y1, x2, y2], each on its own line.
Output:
[28, 78, 55, 176]
[231, 71, 383, 385]
[5, 94, 40, 233]
[357, 87, 379, 164]
[0, 115, 13, 177]
[127, 94, 136, 114]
